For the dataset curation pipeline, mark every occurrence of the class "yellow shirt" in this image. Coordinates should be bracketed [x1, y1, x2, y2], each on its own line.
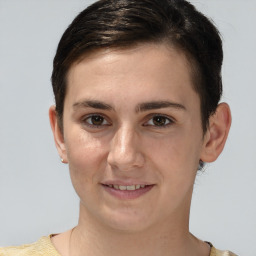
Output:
[0, 236, 238, 256]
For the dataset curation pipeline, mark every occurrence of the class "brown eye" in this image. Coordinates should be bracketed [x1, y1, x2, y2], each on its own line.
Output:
[85, 115, 109, 127]
[91, 115, 104, 125]
[145, 115, 173, 127]
[152, 116, 168, 126]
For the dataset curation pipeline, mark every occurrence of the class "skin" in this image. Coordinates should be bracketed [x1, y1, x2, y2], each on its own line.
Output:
[49, 43, 231, 256]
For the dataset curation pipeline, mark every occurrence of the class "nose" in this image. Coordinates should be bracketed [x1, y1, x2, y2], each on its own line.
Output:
[107, 126, 145, 171]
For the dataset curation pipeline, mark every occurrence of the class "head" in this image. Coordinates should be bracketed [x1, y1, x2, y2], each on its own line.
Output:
[51, 0, 223, 135]
[49, 0, 231, 232]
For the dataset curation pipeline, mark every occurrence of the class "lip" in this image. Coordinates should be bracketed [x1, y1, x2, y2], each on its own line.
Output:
[102, 180, 151, 186]
[101, 181, 155, 200]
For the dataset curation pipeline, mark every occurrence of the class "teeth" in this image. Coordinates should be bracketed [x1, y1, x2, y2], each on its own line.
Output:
[107, 184, 147, 191]
[127, 185, 135, 190]
[119, 185, 127, 191]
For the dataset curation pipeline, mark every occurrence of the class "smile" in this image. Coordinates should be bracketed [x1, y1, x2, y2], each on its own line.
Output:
[106, 184, 146, 191]
[102, 183, 154, 200]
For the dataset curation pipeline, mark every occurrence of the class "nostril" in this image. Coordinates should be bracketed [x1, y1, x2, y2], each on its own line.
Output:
[107, 151, 145, 170]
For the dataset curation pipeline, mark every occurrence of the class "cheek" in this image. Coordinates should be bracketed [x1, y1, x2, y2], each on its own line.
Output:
[65, 130, 108, 187]
[147, 128, 202, 179]
[156, 134, 200, 161]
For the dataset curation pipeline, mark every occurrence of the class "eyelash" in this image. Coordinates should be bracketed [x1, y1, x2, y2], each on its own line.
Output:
[81, 114, 174, 129]
[81, 114, 111, 128]
[143, 114, 174, 128]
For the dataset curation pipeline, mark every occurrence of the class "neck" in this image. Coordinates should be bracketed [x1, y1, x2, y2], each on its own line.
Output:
[69, 202, 208, 256]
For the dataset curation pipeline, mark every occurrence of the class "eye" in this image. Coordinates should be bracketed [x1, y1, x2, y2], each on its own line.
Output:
[83, 114, 110, 127]
[145, 115, 173, 127]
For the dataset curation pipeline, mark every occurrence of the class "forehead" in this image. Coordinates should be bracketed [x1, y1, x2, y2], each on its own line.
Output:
[68, 43, 193, 85]
[65, 43, 199, 109]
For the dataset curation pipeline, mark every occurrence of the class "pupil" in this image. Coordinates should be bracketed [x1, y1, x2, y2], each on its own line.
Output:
[92, 116, 103, 125]
[153, 116, 166, 126]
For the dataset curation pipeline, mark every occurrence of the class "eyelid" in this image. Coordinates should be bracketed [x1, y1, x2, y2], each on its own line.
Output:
[143, 114, 175, 127]
[81, 113, 111, 128]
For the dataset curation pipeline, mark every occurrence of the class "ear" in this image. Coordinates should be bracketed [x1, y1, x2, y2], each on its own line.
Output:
[200, 103, 232, 163]
[49, 105, 68, 163]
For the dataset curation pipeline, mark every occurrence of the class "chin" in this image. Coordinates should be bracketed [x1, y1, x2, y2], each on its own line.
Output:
[100, 209, 153, 233]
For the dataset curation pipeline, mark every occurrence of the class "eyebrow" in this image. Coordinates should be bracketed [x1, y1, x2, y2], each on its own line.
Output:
[73, 100, 186, 112]
[136, 101, 186, 112]
[73, 100, 113, 111]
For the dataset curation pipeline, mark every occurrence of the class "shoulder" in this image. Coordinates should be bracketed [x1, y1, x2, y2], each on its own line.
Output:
[0, 236, 60, 256]
[211, 246, 238, 256]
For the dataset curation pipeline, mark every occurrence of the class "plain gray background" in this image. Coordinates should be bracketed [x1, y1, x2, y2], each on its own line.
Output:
[0, 1, 255, 255]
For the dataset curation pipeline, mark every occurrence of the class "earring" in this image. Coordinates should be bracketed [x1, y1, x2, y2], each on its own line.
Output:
[61, 158, 68, 164]
[60, 157, 68, 164]
[198, 160, 205, 170]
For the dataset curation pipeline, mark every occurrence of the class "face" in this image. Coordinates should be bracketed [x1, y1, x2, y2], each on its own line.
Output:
[56, 44, 208, 232]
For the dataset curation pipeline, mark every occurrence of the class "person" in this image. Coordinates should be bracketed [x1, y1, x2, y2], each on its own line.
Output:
[0, 0, 237, 255]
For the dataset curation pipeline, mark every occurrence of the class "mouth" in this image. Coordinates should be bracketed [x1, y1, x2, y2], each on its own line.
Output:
[104, 184, 148, 190]
[101, 183, 155, 200]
